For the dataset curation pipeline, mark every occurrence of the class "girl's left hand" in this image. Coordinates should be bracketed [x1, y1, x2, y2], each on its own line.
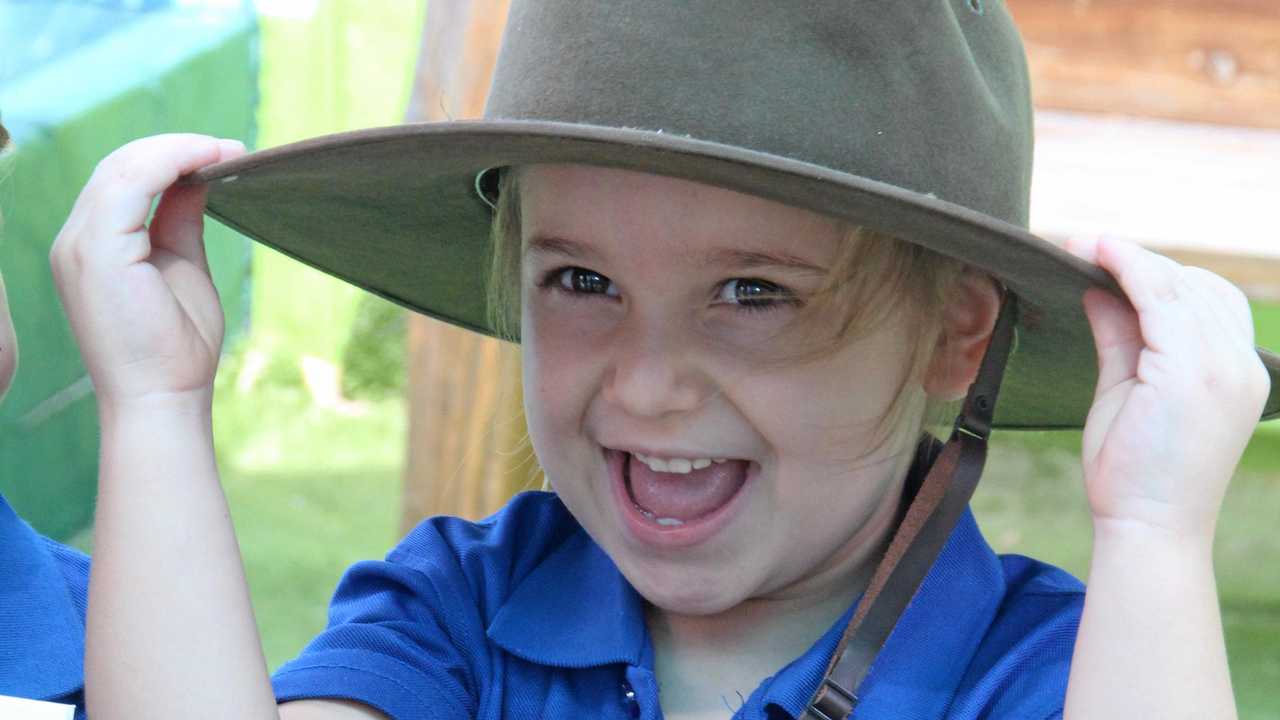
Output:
[1062, 236, 1271, 540]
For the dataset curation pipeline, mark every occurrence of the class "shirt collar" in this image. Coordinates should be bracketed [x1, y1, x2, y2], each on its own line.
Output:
[0, 494, 86, 700]
[486, 502, 1005, 719]
[761, 507, 1006, 719]
[487, 525, 648, 668]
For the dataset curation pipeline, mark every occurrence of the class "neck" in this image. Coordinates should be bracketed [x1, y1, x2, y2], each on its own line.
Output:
[644, 445, 916, 716]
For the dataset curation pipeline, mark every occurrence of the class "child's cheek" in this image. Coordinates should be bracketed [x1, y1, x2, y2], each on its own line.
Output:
[521, 299, 609, 452]
[747, 336, 915, 462]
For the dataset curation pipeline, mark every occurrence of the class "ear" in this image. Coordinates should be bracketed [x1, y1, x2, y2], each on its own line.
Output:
[922, 270, 1001, 402]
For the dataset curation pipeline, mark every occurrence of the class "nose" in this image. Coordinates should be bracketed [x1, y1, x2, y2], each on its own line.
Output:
[601, 314, 707, 421]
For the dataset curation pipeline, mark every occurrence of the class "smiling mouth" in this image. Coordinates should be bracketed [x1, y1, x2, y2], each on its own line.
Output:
[620, 449, 750, 526]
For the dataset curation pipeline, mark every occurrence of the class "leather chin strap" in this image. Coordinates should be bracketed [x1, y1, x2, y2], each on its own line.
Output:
[802, 292, 1020, 720]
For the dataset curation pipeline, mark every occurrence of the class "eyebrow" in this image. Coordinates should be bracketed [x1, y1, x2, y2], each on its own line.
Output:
[524, 234, 826, 275]
[524, 235, 602, 262]
[704, 248, 827, 276]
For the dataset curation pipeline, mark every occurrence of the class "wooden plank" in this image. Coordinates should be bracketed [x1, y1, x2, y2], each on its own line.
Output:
[406, 0, 509, 122]
[1009, 0, 1280, 129]
[401, 0, 532, 530]
[1150, 249, 1280, 302]
[1031, 110, 1280, 299]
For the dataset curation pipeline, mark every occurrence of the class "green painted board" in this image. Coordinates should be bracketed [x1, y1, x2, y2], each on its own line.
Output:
[0, 6, 258, 539]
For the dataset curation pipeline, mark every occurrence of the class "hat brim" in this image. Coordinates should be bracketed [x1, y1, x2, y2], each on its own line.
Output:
[191, 120, 1280, 429]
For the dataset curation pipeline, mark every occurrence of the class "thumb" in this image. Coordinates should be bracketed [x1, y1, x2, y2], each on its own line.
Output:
[148, 139, 246, 273]
[150, 182, 211, 273]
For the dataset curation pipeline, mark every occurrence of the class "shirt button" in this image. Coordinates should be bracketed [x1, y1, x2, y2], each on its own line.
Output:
[621, 680, 640, 718]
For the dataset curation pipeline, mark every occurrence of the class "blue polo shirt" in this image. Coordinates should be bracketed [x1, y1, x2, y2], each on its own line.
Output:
[0, 494, 90, 719]
[273, 491, 1083, 719]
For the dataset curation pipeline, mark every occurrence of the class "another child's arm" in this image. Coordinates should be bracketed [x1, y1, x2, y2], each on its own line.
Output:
[51, 134, 280, 719]
[1060, 236, 1269, 719]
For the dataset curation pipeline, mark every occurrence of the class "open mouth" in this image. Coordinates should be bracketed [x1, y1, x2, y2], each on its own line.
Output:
[604, 447, 752, 547]
[624, 451, 749, 526]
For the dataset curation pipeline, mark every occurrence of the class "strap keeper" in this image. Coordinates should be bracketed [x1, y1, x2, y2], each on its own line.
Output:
[808, 680, 856, 720]
[953, 295, 1019, 442]
[953, 412, 987, 441]
[952, 397, 992, 440]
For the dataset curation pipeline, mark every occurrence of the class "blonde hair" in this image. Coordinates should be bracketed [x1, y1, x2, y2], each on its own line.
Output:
[486, 167, 972, 458]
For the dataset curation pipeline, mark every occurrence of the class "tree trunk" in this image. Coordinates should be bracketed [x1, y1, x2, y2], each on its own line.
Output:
[400, 0, 532, 532]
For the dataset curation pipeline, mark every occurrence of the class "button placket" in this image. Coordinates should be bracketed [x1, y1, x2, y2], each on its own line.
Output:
[621, 679, 640, 718]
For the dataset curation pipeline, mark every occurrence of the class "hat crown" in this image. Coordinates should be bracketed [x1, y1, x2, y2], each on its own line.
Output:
[484, 0, 1035, 228]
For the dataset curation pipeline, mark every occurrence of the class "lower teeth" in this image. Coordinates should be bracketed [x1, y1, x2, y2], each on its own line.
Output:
[635, 505, 686, 527]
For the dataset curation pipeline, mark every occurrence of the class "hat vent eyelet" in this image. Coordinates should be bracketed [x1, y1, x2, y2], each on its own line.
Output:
[475, 167, 501, 211]
[967, 0, 984, 14]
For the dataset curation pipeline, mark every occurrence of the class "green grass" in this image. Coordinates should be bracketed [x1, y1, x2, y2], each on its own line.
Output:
[214, 376, 404, 667]
[975, 430, 1280, 718]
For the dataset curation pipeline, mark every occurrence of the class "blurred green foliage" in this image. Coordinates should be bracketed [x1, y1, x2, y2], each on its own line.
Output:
[342, 295, 407, 401]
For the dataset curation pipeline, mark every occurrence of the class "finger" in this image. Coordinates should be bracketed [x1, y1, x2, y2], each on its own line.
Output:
[1184, 267, 1255, 349]
[1080, 286, 1143, 401]
[148, 138, 248, 270]
[1062, 237, 1142, 401]
[1175, 266, 1251, 356]
[91, 134, 226, 236]
[1062, 234, 1100, 265]
[1176, 268, 1269, 415]
[149, 183, 211, 273]
[1093, 237, 1193, 358]
[216, 137, 248, 162]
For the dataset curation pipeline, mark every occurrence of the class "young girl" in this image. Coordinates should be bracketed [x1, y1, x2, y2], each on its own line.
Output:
[51, 3, 1275, 719]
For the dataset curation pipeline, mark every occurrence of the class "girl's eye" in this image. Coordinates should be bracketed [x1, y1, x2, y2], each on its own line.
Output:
[715, 278, 795, 310]
[551, 267, 619, 297]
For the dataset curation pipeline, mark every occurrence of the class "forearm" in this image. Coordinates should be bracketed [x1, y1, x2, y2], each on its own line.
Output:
[85, 392, 279, 720]
[1064, 520, 1235, 720]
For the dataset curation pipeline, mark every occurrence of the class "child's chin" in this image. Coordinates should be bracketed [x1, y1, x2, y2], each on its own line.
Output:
[627, 564, 754, 617]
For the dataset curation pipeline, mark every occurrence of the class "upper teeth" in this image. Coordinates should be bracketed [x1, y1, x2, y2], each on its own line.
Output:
[633, 452, 729, 474]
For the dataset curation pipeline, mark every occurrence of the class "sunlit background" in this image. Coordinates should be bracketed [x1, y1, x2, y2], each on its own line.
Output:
[1, 1, 1277, 716]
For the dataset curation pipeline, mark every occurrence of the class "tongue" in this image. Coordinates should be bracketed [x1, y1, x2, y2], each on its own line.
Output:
[627, 455, 748, 521]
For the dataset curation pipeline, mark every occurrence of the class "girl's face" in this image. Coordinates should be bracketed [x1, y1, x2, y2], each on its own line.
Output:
[520, 164, 925, 615]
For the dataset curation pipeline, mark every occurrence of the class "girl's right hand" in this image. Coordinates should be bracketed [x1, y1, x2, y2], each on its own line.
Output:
[51, 134, 246, 407]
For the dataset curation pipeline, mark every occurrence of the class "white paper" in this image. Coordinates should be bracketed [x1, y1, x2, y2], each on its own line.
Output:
[0, 695, 76, 720]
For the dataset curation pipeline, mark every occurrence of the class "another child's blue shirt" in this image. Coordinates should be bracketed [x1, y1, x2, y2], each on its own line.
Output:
[0, 494, 90, 719]
[272, 491, 1083, 719]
